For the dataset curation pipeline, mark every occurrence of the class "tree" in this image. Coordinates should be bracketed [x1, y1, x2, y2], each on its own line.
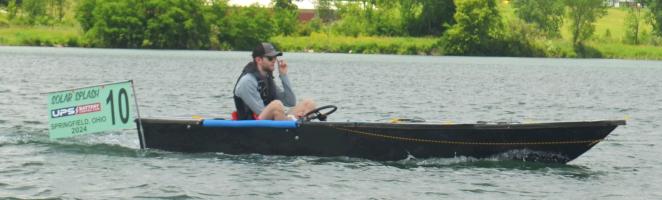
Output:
[625, 4, 644, 44]
[274, 9, 299, 36]
[401, 0, 455, 36]
[78, 0, 213, 49]
[512, 0, 565, 38]
[440, 0, 503, 55]
[274, 0, 297, 10]
[273, 0, 299, 36]
[53, 0, 66, 21]
[332, 0, 404, 36]
[565, 0, 607, 46]
[8, 0, 17, 20]
[215, 5, 276, 50]
[645, 0, 662, 37]
[22, 0, 48, 24]
[85, 0, 145, 48]
[143, 0, 210, 49]
[331, 3, 368, 36]
[205, 0, 229, 49]
[316, 0, 336, 23]
[76, 0, 97, 32]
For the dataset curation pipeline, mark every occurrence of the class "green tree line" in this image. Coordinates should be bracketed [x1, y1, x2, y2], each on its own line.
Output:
[71, 0, 458, 49]
[2, 0, 662, 56]
[1, 0, 68, 25]
[441, 0, 662, 56]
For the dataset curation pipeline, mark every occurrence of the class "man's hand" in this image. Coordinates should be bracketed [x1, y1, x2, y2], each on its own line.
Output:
[295, 111, 304, 119]
[277, 58, 288, 75]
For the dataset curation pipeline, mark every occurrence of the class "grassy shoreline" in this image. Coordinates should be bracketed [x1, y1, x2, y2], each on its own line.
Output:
[0, 25, 83, 47]
[2, 25, 662, 60]
[272, 33, 441, 55]
[3, 2, 662, 60]
[2, 20, 662, 60]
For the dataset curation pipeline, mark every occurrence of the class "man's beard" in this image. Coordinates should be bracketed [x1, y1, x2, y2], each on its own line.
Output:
[259, 63, 274, 74]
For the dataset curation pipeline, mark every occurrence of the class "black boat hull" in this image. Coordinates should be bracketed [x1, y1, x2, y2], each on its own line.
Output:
[138, 119, 625, 163]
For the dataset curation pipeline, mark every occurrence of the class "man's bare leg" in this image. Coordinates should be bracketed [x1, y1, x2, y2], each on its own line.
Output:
[258, 100, 288, 120]
[288, 99, 317, 119]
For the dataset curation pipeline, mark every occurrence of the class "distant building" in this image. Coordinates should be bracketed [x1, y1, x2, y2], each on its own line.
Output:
[227, 0, 315, 9]
[298, 9, 316, 22]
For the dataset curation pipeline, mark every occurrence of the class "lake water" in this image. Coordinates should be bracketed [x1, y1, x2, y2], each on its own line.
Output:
[1, 46, 660, 199]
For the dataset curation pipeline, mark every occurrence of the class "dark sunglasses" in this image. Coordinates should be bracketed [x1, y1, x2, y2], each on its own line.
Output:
[265, 56, 277, 61]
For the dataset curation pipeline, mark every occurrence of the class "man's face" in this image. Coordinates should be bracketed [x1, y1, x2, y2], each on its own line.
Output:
[257, 56, 276, 73]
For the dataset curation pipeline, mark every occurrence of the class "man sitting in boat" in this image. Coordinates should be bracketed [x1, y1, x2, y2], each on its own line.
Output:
[232, 42, 316, 121]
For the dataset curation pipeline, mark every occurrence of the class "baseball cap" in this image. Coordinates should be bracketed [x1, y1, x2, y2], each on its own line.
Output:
[252, 42, 283, 58]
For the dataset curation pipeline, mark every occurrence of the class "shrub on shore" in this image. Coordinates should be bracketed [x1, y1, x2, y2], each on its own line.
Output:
[272, 33, 439, 55]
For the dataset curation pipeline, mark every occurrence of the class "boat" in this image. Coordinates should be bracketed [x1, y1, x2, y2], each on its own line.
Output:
[136, 106, 626, 163]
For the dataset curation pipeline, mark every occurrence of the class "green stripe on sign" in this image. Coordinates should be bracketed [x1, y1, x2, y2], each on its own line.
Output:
[47, 81, 135, 139]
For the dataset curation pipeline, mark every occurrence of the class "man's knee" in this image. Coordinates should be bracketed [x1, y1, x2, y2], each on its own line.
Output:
[267, 100, 285, 113]
[301, 98, 316, 108]
[268, 100, 284, 108]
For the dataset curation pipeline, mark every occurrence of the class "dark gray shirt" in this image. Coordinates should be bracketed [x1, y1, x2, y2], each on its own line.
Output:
[234, 74, 296, 114]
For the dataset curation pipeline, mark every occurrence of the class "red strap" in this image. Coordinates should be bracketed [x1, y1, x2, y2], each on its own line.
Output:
[231, 111, 238, 120]
[231, 111, 259, 120]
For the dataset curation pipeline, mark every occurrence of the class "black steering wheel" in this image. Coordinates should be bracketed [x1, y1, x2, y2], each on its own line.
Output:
[301, 105, 337, 122]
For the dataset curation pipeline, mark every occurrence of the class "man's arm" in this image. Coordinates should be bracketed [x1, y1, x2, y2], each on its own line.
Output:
[276, 74, 296, 107]
[275, 59, 296, 107]
[234, 75, 265, 114]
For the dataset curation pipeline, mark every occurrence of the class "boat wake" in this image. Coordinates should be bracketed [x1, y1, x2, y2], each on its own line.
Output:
[196, 150, 578, 170]
[0, 125, 48, 145]
[386, 149, 573, 169]
[489, 149, 571, 163]
[0, 125, 156, 158]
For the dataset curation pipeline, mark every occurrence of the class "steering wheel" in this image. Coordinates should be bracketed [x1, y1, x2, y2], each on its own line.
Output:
[301, 105, 337, 122]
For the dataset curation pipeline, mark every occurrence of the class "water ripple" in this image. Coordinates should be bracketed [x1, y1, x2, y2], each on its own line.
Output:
[22, 121, 43, 125]
[133, 195, 202, 199]
[20, 161, 45, 167]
